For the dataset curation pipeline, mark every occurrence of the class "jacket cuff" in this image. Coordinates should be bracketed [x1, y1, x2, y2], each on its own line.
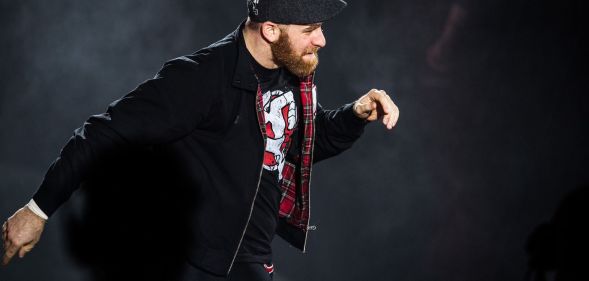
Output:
[341, 102, 369, 131]
[26, 199, 49, 220]
[32, 191, 58, 218]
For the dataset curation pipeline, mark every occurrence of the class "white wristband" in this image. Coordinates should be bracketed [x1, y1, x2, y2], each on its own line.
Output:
[26, 199, 49, 220]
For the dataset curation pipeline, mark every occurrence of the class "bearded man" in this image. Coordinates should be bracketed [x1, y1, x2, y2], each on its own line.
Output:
[2, 0, 399, 280]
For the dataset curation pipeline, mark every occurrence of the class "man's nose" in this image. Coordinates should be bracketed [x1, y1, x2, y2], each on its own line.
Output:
[312, 28, 326, 48]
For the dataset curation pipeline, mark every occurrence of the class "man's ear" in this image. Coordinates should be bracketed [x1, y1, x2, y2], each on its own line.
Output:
[260, 22, 281, 43]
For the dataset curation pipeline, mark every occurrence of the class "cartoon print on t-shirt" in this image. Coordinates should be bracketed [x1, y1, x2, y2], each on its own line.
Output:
[262, 89, 297, 180]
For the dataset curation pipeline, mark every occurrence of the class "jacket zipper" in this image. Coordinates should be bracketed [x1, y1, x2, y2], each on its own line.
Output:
[227, 87, 266, 275]
[227, 154, 264, 274]
[302, 76, 316, 253]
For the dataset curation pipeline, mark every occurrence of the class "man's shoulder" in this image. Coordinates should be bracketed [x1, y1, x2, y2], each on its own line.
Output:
[160, 31, 238, 76]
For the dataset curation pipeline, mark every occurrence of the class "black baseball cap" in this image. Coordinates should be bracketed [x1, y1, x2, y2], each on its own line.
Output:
[247, 0, 347, 25]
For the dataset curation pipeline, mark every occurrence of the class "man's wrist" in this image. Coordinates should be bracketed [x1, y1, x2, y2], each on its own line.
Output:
[347, 102, 369, 123]
[26, 199, 49, 221]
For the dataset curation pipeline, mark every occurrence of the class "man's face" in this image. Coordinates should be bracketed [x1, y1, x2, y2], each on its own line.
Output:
[270, 23, 326, 77]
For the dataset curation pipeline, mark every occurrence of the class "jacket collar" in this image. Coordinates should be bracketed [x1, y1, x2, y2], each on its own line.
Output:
[231, 20, 315, 92]
[232, 21, 260, 92]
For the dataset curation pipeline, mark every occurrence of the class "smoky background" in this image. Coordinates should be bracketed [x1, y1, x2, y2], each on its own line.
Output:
[1, 0, 587, 280]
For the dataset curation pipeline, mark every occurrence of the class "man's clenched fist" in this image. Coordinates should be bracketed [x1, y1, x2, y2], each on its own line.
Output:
[2, 207, 46, 266]
[353, 89, 399, 129]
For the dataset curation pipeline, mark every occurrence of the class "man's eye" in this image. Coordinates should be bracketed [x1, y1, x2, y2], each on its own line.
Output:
[305, 27, 321, 34]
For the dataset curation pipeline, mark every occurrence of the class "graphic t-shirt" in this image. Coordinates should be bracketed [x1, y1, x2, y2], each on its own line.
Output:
[235, 54, 301, 264]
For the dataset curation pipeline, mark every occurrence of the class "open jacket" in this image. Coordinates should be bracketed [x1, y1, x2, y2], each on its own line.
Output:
[33, 22, 367, 276]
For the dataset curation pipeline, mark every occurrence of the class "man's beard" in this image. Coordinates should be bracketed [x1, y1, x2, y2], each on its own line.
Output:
[270, 32, 319, 78]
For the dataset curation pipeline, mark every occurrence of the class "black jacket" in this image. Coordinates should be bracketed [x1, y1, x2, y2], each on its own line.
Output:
[33, 22, 367, 276]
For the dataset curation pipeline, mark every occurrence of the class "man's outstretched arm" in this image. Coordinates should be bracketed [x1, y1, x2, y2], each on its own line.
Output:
[1, 56, 218, 266]
[313, 88, 399, 162]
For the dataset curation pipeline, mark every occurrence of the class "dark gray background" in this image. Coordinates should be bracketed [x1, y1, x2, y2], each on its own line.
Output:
[1, 0, 587, 280]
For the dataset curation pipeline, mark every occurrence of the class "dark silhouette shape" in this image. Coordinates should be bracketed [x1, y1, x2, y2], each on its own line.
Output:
[61, 145, 198, 281]
[526, 185, 589, 281]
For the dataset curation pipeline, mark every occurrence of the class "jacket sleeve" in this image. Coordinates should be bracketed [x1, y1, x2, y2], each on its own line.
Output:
[32, 57, 217, 217]
[313, 102, 368, 163]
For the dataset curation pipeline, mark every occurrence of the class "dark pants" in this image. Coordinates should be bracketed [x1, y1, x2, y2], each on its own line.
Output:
[173, 261, 274, 281]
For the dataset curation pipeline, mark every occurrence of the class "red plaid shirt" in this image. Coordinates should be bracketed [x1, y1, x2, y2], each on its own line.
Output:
[255, 75, 315, 231]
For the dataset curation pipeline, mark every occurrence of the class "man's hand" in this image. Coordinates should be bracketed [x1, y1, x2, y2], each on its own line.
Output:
[353, 89, 399, 129]
[2, 207, 46, 266]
